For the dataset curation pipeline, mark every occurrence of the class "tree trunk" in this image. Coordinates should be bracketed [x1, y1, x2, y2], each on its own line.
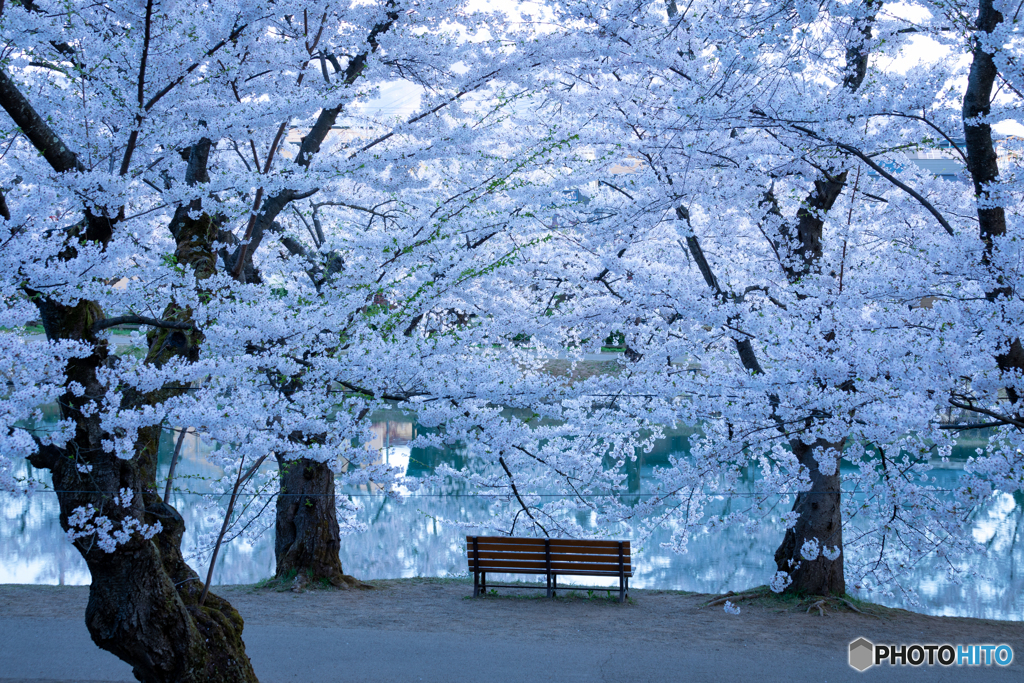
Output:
[774, 438, 846, 595]
[961, 1, 1024, 405]
[275, 455, 363, 588]
[764, 2, 876, 596]
[32, 294, 259, 683]
[46, 446, 257, 683]
[17, 118, 259, 679]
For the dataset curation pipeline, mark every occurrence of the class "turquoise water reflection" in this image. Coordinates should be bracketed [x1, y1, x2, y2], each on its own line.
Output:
[1, 411, 1022, 620]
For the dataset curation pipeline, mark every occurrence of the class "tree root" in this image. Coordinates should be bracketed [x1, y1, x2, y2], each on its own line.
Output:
[806, 599, 828, 616]
[838, 597, 864, 614]
[703, 590, 881, 618]
[704, 591, 764, 608]
[798, 595, 880, 618]
[338, 573, 375, 590]
[291, 573, 375, 592]
[838, 597, 881, 618]
[260, 571, 375, 593]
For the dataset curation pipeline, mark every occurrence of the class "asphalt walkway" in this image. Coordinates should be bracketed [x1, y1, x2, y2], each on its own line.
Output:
[1, 615, 1019, 683]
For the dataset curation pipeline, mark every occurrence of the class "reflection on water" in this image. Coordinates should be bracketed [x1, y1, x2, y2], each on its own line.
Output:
[2, 413, 1022, 621]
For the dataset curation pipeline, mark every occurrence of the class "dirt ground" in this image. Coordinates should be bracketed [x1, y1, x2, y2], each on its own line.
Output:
[2, 578, 1020, 655]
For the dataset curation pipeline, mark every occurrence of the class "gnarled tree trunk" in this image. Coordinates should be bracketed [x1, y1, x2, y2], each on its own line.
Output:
[275, 455, 364, 588]
[33, 293, 259, 683]
[15, 128, 260, 680]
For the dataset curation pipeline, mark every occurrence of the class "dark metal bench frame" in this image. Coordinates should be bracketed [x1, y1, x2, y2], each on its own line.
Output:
[467, 535, 632, 602]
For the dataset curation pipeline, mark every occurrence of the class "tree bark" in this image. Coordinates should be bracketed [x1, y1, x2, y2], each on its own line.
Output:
[774, 439, 846, 595]
[33, 287, 259, 683]
[766, 2, 876, 593]
[963, 0, 1006, 252]
[961, 1, 1024, 404]
[3, 74, 259, 677]
[274, 455, 363, 588]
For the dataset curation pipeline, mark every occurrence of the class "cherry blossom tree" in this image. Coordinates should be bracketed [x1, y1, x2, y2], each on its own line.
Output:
[0, 0, 542, 679]
[5, 1, 1024, 680]
[434, 0, 1024, 604]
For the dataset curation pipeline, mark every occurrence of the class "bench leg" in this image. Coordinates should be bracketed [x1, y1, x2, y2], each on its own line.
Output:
[619, 575, 625, 603]
[546, 572, 551, 598]
[481, 572, 486, 594]
[552, 574, 557, 597]
[473, 571, 479, 597]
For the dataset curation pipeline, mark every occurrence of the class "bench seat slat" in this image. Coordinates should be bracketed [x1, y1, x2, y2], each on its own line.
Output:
[470, 559, 632, 573]
[467, 558, 632, 571]
[466, 550, 631, 564]
[468, 536, 628, 550]
[469, 565, 633, 578]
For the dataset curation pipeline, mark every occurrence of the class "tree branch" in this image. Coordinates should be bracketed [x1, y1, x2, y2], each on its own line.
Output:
[499, 454, 549, 537]
[144, 20, 250, 112]
[0, 70, 84, 174]
[835, 142, 955, 236]
[92, 315, 194, 333]
[947, 398, 1024, 430]
[117, 0, 154, 176]
[27, 434, 63, 470]
[877, 111, 968, 163]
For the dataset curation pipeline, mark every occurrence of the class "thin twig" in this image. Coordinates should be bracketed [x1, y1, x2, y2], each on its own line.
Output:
[163, 427, 189, 502]
[92, 315, 193, 333]
[198, 452, 269, 606]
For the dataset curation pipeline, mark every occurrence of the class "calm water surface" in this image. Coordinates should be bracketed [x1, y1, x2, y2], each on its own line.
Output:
[2, 409, 1022, 621]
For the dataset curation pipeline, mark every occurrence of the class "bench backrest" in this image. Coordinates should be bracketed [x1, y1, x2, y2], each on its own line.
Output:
[466, 536, 632, 576]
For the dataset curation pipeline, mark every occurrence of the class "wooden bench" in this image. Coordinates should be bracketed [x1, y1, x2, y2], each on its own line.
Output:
[466, 536, 632, 602]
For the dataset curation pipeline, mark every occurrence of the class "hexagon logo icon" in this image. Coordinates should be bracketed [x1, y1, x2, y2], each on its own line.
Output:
[849, 638, 875, 672]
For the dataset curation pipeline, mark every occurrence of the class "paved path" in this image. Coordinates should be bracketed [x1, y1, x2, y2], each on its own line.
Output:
[0, 616, 1019, 683]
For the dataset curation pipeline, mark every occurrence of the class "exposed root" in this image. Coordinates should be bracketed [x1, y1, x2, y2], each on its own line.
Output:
[258, 571, 375, 593]
[702, 589, 882, 618]
[704, 591, 764, 608]
[838, 597, 881, 618]
[339, 573, 375, 590]
[839, 597, 864, 614]
[806, 599, 828, 616]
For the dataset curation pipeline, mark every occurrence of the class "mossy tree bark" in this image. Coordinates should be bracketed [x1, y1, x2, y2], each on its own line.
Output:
[274, 456, 363, 587]
[11, 119, 260, 678]
[27, 218, 260, 682]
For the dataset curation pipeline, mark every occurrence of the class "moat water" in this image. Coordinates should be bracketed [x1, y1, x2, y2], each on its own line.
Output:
[2, 408, 1021, 620]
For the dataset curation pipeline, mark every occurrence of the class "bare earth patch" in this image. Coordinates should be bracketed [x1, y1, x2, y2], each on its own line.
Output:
[2, 578, 1020, 657]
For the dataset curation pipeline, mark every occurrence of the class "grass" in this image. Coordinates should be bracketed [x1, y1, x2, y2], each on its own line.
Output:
[702, 585, 892, 618]
[16, 323, 138, 336]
